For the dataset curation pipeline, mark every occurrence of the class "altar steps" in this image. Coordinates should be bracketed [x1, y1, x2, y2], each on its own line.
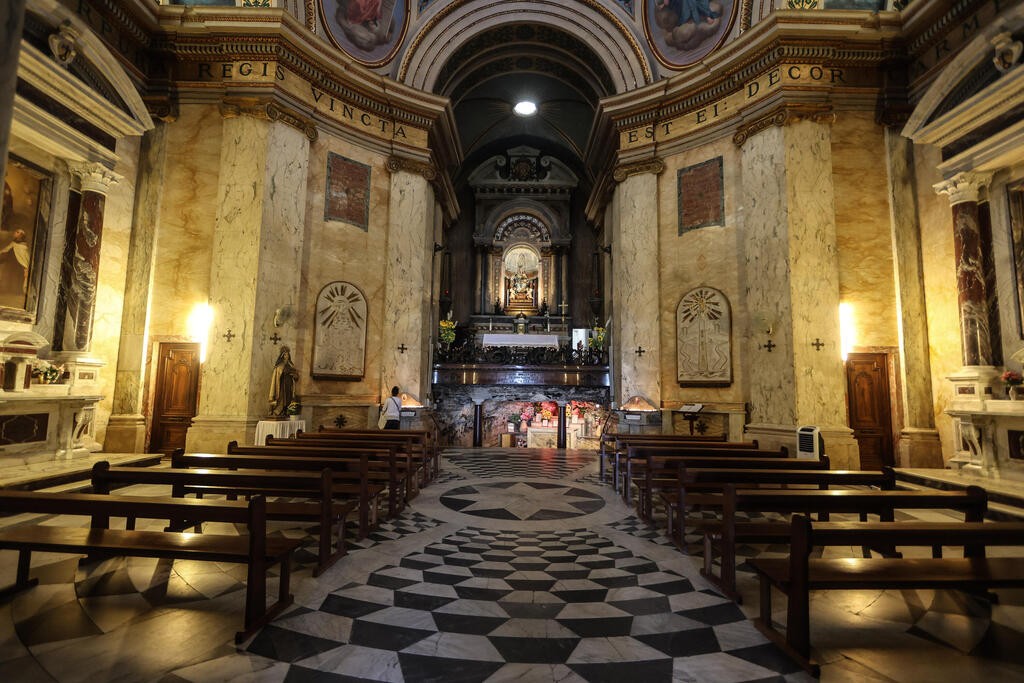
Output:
[0, 453, 162, 492]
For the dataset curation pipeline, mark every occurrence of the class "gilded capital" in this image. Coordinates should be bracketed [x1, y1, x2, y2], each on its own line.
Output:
[219, 98, 318, 141]
[933, 171, 993, 206]
[612, 158, 665, 183]
[386, 156, 438, 181]
[67, 162, 121, 195]
[733, 103, 835, 146]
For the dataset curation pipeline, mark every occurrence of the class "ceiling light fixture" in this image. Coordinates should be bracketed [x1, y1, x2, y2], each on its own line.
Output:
[513, 100, 537, 116]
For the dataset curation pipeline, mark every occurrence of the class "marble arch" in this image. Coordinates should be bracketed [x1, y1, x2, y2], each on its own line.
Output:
[397, 0, 653, 94]
[478, 200, 564, 245]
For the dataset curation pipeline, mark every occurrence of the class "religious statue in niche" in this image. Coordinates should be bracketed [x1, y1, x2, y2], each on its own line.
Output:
[312, 281, 368, 380]
[677, 287, 732, 386]
[0, 157, 50, 320]
[502, 246, 540, 316]
[644, 0, 738, 69]
[319, 0, 408, 67]
[269, 346, 299, 417]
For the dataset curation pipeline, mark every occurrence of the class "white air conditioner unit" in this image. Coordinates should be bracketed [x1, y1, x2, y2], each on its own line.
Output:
[797, 425, 823, 460]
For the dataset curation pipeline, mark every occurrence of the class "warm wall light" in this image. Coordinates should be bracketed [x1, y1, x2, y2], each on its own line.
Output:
[187, 303, 213, 362]
[839, 302, 856, 361]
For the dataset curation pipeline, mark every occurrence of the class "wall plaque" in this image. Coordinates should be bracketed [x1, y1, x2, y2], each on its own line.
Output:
[0, 413, 49, 445]
[312, 281, 368, 380]
[677, 157, 724, 235]
[677, 286, 732, 386]
[325, 152, 371, 230]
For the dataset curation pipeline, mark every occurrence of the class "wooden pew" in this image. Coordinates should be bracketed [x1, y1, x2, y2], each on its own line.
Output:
[229, 441, 411, 514]
[0, 490, 297, 642]
[303, 428, 440, 482]
[657, 463, 883, 545]
[599, 433, 755, 483]
[707, 479, 988, 599]
[283, 435, 427, 488]
[624, 444, 791, 504]
[751, 515, 1024, 674]
[91, 462, 355, 576]
[170, 452, 386, 536]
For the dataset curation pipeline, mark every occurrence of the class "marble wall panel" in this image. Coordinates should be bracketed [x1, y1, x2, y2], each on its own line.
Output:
[659, 139, 745, 407]
[150, 105, 222, 337]
[915, 143, 962, 462]
[296, 133, 390, 407]
[89, 135, 141, 445]
[832, 113, 899, 348]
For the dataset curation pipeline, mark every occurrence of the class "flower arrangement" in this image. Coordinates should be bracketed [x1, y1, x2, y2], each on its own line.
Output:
[1003, 371, 1023, 386]
[569, 400, 593, 420]
[31, 360, 64, 384]
[540, 408, 553, 421]
[439, 318, 456, 345]
[508, 412, 522, 425]
[286, 401, 301, 416]
[520, 405, 536, 423]
[588, 326, 606, 349]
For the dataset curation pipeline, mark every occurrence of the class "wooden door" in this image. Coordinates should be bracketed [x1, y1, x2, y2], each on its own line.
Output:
[150, 343, 200, 455]
[845, 353, 894, 470]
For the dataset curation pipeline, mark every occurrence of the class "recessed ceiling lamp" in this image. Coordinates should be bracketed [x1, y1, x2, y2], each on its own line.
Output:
[513, 100, 537, 116]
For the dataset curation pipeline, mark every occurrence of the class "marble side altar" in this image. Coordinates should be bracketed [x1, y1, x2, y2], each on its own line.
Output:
[947, 395, 1024, 481]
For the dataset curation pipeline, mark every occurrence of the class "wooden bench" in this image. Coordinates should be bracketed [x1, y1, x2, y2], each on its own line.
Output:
[750, 515, 1024, 675]
[302, 428, 440, 482]
[706, 482, 986, 599]
[91, 462, 355, 576]
[283, 435, 428, 489]
[228, 441, 411, 515]
[598, 433, 746, 482]
[170, 452, 385, 537]
[622, 444, 788, 502]
[0, 490, 297, 642]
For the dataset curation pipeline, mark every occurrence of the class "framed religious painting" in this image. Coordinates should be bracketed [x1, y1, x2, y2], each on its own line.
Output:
[0, 156, 51, 323]
[319, 0, 409, 67]
[644, 0, 740, 70]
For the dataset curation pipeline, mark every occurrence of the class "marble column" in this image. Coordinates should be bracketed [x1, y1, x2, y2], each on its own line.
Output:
[883, 128, 942, 467]
[611, 161, 662, 406]
[934, 171, 999, 402]
[0, 0, 26, 185]
[185, 106, 311, 452]
[382, 160, 435, 403]
[105, 120, 170, 453]
[739, 117, 858, 468]
[476, 245, 487, 313]
[52, 163, 121, 353]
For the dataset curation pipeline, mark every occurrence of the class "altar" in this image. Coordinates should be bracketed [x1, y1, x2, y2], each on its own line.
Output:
[480, 333, 560, 348]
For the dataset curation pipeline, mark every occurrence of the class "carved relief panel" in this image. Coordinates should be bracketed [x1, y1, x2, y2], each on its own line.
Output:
[312, 281, 367, 380]
[677, 287, 732, 386]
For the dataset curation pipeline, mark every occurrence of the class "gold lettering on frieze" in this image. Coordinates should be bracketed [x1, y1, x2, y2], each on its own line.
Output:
[618, 64, 852, 151]
[190, 61, 426, 148]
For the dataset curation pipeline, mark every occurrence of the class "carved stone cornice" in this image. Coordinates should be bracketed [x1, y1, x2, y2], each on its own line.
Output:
[612, 158, 665, 183]
[732, 103, 836, 147]
[386, 156, 438, 181]
[67, 162, 121, 195]
[145, 99, 179, 123]
[219, 98, 318, 142]
[933, 171, 994, 206]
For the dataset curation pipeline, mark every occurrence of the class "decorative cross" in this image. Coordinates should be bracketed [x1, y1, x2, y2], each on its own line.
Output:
[558, 301, 569, 314]
[763, 340, 776, 353]
[397, 344, 408, 354]
[223, 329, 235, 343]
[635, 346, 646, 357]
[694, 421, 708, 435]
[269, 333, 282, 345]
[811, 338, 825, 351]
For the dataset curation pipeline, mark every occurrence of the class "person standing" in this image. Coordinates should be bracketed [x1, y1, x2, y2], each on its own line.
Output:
[381, 385, 402, 430]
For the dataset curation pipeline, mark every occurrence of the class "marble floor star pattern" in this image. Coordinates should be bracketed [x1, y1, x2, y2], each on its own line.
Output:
[1, 448, 1024, 681]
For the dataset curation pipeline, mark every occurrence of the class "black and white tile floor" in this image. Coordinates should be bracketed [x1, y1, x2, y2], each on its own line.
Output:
[1, 449, 1023, 681]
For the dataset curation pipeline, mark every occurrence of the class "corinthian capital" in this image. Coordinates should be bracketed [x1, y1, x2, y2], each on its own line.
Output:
[612, 158, 665, 183]
[67, 162, 121, 195]
[933, 171, 993, 206]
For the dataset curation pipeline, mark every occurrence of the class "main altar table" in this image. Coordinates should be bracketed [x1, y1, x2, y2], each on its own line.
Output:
[479, 333, 559, 348]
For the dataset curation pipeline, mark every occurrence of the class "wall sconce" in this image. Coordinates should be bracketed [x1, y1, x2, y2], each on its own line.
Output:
[751, 311, 775, 336]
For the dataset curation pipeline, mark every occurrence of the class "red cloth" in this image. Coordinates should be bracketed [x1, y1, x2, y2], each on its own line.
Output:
[346, 0, 382, 24]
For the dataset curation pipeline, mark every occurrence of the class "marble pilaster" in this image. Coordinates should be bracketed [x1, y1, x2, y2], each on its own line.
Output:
[740, 120, 858, 468]
[52, 163, 120, 353]
[381, 163, 435, 403]
[105, 121, 169, 452]
[185, 112, 310, 452]
[0, 0, 25, 185]
[612, 162, 662, 407]
[883, 128, 942, 467]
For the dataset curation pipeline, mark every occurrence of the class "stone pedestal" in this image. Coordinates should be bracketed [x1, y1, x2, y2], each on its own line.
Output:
[611, 161, 663, 406]
[185, 105, 311, 453]
[884, 128, 943, 467]
[381, 160, 436, 403]
[739, 116, 858, 469]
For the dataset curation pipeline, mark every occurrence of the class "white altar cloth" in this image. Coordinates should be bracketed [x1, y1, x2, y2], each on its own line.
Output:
[480, 333, 559, 348]
[255, 419, 305, 445]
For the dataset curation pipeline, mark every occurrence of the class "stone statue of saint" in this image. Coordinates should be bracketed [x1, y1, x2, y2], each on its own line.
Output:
[269, 346, 299, 417]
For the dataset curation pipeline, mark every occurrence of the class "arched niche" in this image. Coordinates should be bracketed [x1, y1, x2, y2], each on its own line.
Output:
[676, 287, 732, 386]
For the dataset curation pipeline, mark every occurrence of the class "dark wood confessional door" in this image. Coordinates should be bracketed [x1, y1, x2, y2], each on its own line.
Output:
[845, 353, 894, 470]
[150, 343, 200, 455]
